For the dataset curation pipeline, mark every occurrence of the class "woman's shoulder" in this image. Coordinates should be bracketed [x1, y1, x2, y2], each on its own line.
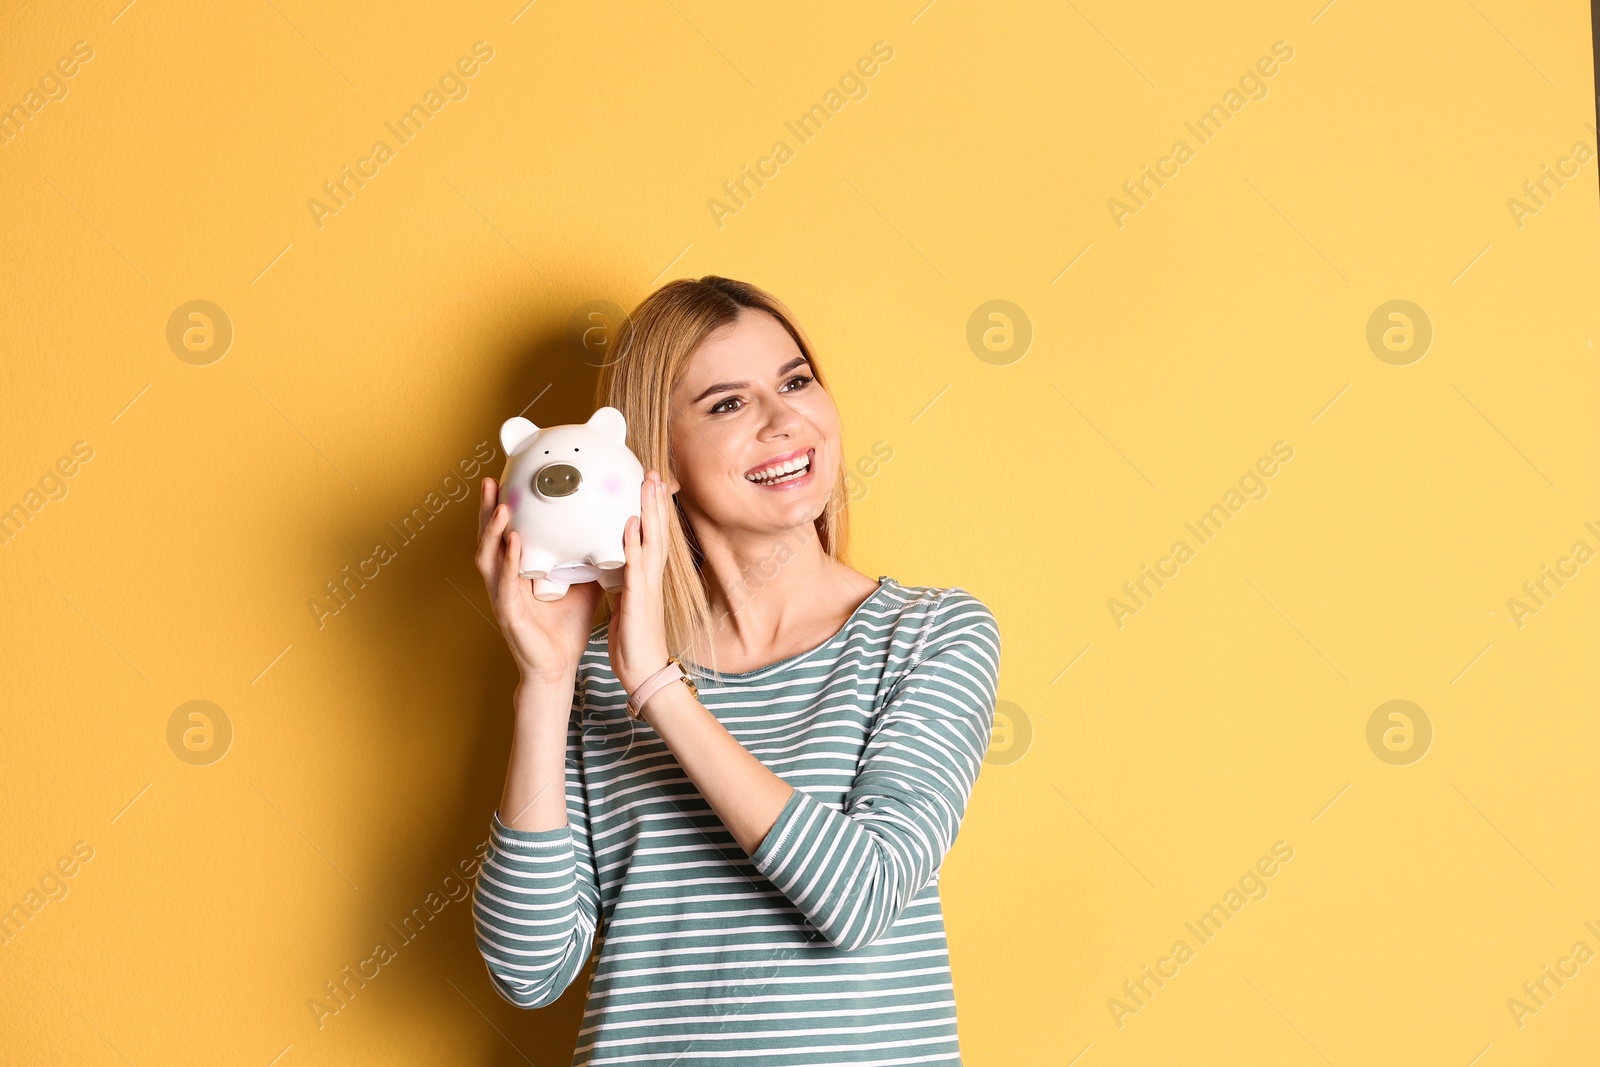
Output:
[866, 579, 1001, 724]
[876, 575, 998, 632]
[871, 576, 1001, 667]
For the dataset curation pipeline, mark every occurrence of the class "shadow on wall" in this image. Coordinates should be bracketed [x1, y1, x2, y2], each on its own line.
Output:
[324, 282, 618, 1066]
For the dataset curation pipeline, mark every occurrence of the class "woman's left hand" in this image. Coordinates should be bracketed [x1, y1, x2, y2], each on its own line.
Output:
[609, 469, 674, 694]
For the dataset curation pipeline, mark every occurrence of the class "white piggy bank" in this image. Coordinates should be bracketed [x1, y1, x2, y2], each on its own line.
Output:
[497, 406, 644, 601]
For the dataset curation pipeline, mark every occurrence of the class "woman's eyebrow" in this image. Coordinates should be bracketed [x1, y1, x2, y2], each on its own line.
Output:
[689, 355, 809, 405]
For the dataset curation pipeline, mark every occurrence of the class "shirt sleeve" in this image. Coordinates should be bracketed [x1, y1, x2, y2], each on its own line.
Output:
[471, 667, 601, 1008]
[747, 588, 1001, 952]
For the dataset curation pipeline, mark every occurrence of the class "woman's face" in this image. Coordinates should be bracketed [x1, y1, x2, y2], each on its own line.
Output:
[666, 308, 841, 538]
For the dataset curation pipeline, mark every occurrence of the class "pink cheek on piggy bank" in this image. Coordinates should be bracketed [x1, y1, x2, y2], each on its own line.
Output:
[506, 487, 523, 510]
[603, 476, 622, 496]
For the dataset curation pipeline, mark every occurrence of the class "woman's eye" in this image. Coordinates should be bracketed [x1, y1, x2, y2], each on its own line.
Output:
[709, 374, 812, 415]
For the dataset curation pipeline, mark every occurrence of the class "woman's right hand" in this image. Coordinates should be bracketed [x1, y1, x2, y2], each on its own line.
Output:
[475, 476, 602, 687]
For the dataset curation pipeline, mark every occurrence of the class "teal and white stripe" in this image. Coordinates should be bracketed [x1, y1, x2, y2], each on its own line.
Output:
[473, 576, 1001, 1065]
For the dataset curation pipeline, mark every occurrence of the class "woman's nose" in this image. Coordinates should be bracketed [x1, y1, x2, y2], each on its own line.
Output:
[758, 394, 808, 436]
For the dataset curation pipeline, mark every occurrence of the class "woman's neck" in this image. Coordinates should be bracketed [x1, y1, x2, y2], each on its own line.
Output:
[693, 526, 874, 669]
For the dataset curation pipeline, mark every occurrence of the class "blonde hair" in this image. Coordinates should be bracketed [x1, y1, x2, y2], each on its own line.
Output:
[594, 276, 852, 680]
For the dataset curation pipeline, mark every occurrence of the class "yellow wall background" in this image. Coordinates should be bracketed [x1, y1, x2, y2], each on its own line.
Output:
[3, 1, 1597, 1063]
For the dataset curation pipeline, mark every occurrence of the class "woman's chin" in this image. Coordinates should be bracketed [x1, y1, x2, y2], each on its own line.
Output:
[723, 491, 829, 534]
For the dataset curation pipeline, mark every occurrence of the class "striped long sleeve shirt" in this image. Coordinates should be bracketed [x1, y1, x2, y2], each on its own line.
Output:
[472, 575, 1002, 1066]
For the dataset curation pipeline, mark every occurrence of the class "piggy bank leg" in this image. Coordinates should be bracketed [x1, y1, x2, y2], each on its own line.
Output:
[595, 534, 626, 573]
[532, 576, 572, 601]
[595, 544, 625, 591]
[518, 547, 560, 582]
[518, 547, 571, 600]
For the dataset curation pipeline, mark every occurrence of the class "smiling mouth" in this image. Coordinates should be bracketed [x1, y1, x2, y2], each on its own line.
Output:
[745, 448, 813, 486]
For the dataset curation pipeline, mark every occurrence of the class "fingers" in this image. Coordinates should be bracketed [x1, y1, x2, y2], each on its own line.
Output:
[622, 510, 640, 572]
[648, 471, 668, 570]
[477, 477, 497, 538]
[498, 527, 523, 611]
[621, 471, 666, 603]
[639, 472, 655, 555]
[476, 500, 510, 582]
[637, 470, 667, 568]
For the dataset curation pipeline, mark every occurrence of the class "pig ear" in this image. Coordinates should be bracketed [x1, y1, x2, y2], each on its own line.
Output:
[587, 406, 628, 443]
[500, 417, 539, 456]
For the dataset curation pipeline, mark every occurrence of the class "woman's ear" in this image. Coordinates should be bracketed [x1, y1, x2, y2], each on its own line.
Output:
[665, 471, 682, 495]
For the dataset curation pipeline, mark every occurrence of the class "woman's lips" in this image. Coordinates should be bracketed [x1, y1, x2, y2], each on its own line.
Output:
[744, 446, 810, 477]
[746, 448, 815, 491]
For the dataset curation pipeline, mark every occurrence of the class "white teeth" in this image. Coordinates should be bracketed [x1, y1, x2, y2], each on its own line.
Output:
[746, 452, 811, 483]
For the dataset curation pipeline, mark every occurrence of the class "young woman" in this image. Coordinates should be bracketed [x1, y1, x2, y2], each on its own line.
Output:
[471, 275, 1002, 1065]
